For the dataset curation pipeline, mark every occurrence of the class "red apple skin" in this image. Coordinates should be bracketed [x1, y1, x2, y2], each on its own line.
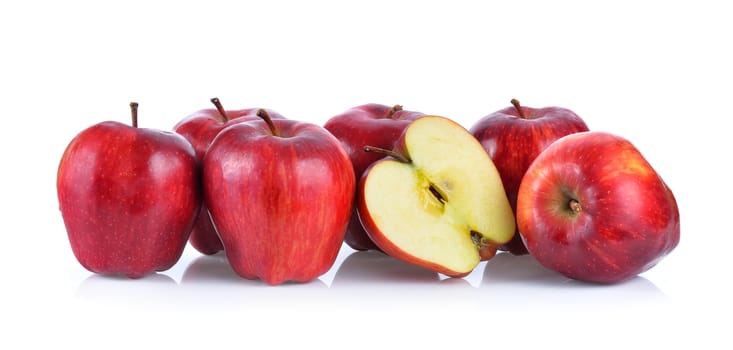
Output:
[174, 104, 285, 255]
[324, 104, 424, 251]
[57, 121, 201, 278]
[470, 100, 589, 256]
[516, 131, 680, 284]
[203, 119, 355, 285]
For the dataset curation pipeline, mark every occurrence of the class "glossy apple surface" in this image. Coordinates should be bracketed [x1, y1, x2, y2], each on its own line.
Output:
[57, 103, 200, 278]
[174, 98, 285, 255]
[516, 131, 680, 283]
[203, 113, 355, 285]
[358, 116, 515, 277]
[471, 99, 589, 255]
[324, 103, 424, 251]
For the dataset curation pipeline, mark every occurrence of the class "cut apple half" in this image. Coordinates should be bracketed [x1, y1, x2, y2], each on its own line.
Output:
[358, 116, 515, 277]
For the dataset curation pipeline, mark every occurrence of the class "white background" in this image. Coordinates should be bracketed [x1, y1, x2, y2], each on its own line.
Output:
[1, 0, 730, 348]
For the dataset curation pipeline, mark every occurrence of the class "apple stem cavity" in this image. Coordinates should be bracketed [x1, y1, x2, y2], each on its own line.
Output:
[569, 199, 582, 214]
[256, 109, 281, 137]
[387, 104, 403, 118]
[210, 97, 229, 121]
[510, 98, 527, 119]
[129, 102, 139, 128]
[363, 145, 411, 163]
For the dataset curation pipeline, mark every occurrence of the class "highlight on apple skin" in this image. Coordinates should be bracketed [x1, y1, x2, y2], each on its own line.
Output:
[516, 131, 680, 284]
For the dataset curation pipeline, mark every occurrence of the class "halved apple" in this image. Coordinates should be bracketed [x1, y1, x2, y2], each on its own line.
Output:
[357, 115, 515, 277]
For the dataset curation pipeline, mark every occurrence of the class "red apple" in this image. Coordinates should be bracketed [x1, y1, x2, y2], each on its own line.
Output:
[323, 103, 424, 251]
[203, 110, 355, 285]
[516, 131, 680, 284]
[470, 99, 589, 255]
[173, 98, 285, 255]
[57, 103, 201, 278]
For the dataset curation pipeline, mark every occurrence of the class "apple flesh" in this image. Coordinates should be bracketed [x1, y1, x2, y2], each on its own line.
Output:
[324, 103, 424, 251]
[358, 116, 515, 277]
[203, 111, 355, 285]
[470, 99, 589, 255]
[517, 131, 680, 283]
[57, 103, 201, 278]
[174, 98, 285, 255]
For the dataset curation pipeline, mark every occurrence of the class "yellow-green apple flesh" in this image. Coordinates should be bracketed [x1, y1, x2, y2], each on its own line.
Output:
[358, 116, 515, 277]
[324, 103, 424, 251]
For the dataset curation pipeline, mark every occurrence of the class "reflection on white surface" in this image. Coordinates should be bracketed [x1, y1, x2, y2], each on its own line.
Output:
[73, 248, 669, 315]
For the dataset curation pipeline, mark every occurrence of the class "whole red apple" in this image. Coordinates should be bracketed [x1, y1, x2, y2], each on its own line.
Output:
[203, 110, 355, 285]
[174, 98, 285, 255]
[324, 103, 424, 251]
[57, 103, 201, 278]
[470, 99, 589, 255]
[516, 131, 680, 284]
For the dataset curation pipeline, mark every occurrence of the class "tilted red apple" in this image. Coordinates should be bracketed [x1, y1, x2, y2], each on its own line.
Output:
[516, 131, 680, 284]
[203, 110, 355, 285]
[173, 98, 285, 255]
[358, 115, 515, 277]
[57, 103, 201, 278]
[470, 99, 589, 256]
[324, 103, 424, 251]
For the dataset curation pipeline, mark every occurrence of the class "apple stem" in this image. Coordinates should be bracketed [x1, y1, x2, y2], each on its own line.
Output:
[129, 102, 139, 128]
[363, 145, 410, 163]
[387, 104, 403, 118]
[210, 97, 229, 121]
[569, 199, 582, 214]
[510, 98, 526, 119]
[257, 109, 280, 137]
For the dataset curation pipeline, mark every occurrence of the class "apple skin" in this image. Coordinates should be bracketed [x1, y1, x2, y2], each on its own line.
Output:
[323, 103, 424, 251]
[173, 99, 285, 255]
[470, 99, 589, 256]
[57, 117, 201, 278]
[203, 118, 355, 285]
[516, 131, 680, 284]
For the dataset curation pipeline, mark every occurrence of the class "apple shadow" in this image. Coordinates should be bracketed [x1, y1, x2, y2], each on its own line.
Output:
[331, 250, 442, 286]
[329, 251, 480, 309]
[177, 252, 330, 310]
[75, 272, 179, 309]
[180, 252, 328, 287]
[480, 252, 669, 311]
[180, 252, 242, 284]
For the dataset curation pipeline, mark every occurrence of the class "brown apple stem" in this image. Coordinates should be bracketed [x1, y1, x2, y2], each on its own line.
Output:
[569, 199, 582, 214]
[256, 109, 280, 137]
[387, 104, 403, 118]
[510, 98, 526, 118]
[210, 97, 229, 121]
[363, 145, 410, 163]
[129, 102, 139, 128]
